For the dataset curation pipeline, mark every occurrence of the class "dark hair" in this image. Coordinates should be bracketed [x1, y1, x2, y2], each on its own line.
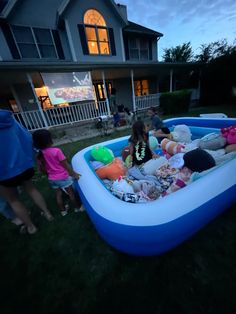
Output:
[124, 107, 131, 115]
[129, 120, 147, 144]
[32, 129, 53, 150]
[183, 148, 216, 172]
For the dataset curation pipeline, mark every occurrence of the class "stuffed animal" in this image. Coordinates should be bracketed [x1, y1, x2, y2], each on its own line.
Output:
[96, 158, 127, 180]
[199, 132, 226, 150]
[172, 125, 192, 143]
[160, 138, 185, 156]
[149, 135, 158, 151]
[91, 145, 114, 164]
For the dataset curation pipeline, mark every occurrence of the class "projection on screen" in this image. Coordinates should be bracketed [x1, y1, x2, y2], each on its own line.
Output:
[41, 72, 94, 105]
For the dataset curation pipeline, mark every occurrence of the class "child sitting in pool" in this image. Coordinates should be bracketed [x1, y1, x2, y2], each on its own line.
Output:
[33, 129, 83, 216]
[128, 120, 159, 167]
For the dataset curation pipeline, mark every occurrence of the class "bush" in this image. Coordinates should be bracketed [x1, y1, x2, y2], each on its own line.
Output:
[160, 89, 191, 114]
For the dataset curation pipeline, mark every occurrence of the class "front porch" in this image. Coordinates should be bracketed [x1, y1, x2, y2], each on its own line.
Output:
[13, 93, 161, 131]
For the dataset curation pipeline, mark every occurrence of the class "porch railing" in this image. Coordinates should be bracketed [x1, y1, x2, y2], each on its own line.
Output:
[14, 100, 108, 131]
[135, 93, 160, 111]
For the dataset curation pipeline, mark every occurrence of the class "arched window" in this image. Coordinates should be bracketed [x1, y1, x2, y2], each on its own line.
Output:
[84, 9, 110, 55]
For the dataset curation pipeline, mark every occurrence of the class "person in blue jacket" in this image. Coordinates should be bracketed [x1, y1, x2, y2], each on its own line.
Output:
[0, 109, 53, 234]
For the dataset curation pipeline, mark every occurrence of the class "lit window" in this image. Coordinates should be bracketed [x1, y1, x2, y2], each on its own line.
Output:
[84, 9, 110, 55]
[134, 80, 149, 96]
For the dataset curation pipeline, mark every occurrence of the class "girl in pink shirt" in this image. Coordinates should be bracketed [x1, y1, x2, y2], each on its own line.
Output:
[33, 129, 82, 216]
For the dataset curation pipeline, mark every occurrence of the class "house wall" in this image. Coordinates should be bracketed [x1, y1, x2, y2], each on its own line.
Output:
[0, 28, 12, 60]
[9, 0, 62, 28]
[12, 83, 38, 111]
[113, 78, 133, 110]
[64, 0, 125, 62]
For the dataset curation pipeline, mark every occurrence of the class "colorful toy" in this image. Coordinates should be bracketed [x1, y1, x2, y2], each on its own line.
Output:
[160, 138, 185, 156]
[221, 125, 236, 144]
[91, 145, 114, 164]
[96, 158, 127, 180]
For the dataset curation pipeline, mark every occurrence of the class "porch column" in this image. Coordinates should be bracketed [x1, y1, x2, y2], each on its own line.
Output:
[169, 69, 173, 92]
[101, 71, 111, 116]
[26, 73, 48, 128]
[130, 69, 136, 112]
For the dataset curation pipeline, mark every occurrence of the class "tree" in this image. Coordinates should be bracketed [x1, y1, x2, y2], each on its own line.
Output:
[195, 39, 236, 62]
[162, 42, 193, 62]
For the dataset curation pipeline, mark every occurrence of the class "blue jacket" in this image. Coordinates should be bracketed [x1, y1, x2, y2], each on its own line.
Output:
[0, 110, 34, 181]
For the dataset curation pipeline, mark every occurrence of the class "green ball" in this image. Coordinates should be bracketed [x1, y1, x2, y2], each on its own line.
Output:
[91, 145, 114, 164]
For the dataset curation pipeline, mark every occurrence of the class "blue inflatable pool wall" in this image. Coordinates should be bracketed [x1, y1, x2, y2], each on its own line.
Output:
[72, 117, 236, 256]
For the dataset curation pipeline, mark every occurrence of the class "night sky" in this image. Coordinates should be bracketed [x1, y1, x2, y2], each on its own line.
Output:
[120, 0, 236, 59]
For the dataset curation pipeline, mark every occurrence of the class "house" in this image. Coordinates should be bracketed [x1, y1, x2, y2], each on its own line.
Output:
[0, 0, 201, 131]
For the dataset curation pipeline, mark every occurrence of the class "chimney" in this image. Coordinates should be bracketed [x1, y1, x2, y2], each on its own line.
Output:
[116, 3, 127, 22]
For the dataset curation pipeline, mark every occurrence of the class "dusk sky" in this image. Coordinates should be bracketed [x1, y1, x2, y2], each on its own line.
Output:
[120, 0, 236, 60]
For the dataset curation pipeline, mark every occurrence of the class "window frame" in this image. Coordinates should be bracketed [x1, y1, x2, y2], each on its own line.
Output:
[129, 37, 149, 61]
[83, 9, 111, 56]
[10, 25, 59, 60]
[85, 24, 110, 55]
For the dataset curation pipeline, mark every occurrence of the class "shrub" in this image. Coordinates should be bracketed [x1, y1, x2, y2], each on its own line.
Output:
[160, 89, 191, 114]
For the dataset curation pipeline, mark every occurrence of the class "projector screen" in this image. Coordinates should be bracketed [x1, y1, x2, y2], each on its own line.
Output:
[41, 72, 94, 105]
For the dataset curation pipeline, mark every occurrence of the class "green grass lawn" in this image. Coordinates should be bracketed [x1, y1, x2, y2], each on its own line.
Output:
[0, 104, 236, 314]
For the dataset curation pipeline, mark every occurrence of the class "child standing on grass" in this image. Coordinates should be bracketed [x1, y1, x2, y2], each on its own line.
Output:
[33, 129, 83, 216]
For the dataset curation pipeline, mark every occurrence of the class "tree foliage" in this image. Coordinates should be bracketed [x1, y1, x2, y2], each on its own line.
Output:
[162, 42, 193, 62]
[195, 39, 236, 62]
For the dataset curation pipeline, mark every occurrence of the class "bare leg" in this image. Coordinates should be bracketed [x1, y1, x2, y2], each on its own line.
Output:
[64, 185, 83, 211]
[55, 188, 65, 214]
[0, 186, 37, 233]
[22, 180, 53, 221]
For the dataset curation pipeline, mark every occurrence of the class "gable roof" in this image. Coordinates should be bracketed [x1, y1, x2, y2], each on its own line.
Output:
[124, 21, 163, 37]
[57, 0, 128, 27]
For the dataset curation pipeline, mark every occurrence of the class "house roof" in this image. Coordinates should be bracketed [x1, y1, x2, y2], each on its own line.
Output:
[57, 0, 128, 27]
[124, 21, 163, 37]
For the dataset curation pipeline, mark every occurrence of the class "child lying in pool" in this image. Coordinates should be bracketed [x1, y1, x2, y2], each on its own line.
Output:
[162, 148, 216, 196]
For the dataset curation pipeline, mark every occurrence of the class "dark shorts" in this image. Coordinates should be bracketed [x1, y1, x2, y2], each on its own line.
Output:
[0, 168, 35, 187]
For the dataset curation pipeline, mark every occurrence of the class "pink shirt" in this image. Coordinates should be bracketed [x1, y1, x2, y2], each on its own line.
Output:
[42, 147, 69, 180]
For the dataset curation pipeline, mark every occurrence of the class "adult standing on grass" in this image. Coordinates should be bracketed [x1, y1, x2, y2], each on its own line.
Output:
[0, 109, 53, 234]
[147, 107, 171, 142]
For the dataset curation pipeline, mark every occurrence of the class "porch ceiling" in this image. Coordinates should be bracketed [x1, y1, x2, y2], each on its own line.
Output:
[0, 61, 203, 96]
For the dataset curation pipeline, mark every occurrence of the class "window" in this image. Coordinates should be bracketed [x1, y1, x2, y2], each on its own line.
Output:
[93, 82, 112, 101]
[134, 80, 149, 96]
[129, 38, 149, 60]
[84, 9, 110, 55]
[11, 25, 58, 59]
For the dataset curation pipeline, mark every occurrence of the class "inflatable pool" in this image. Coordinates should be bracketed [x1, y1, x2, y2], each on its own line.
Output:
[72, 117, 236, 256]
